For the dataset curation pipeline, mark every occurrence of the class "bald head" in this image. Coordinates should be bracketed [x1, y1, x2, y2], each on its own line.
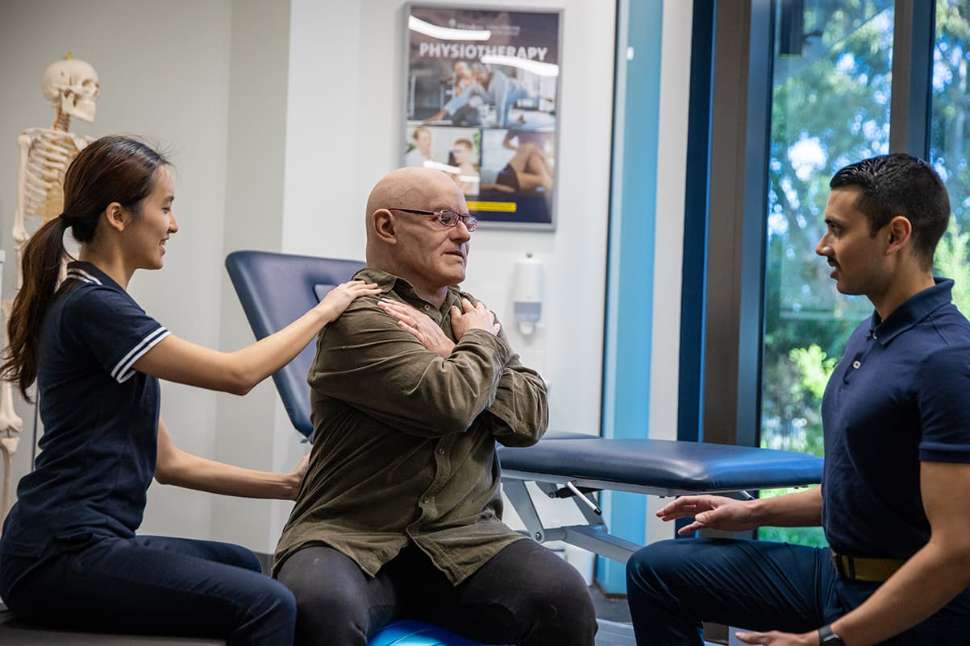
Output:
[363, 167, 471, 296]
[365, 167, 454, 218]
[365, 167, 462, 248]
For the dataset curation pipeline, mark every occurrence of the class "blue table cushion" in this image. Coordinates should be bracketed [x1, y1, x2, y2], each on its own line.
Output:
[313, 283, 337, 301]
[226, 251, 365, 437]
[497, 437, 822, 492]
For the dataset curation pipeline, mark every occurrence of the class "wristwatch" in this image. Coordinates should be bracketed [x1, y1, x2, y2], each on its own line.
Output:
[817, 625, 845, 645]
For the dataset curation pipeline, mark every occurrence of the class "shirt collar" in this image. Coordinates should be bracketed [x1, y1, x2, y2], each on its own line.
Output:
[353, 267, 398, 294]
[353, 266, 461, 312]
[869, 277, 954, 346]
[65, 260, 123, 291]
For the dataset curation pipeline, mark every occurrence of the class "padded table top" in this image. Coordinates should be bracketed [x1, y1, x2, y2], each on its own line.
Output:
[497, 437, 822, 494]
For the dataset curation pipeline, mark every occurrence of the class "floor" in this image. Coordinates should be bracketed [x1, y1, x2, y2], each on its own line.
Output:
[590, 585, 633, 623]
[589, 587, 728, 646]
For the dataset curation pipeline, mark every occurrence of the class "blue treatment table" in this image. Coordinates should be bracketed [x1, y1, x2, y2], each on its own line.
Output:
[498, 436, 821, 563]
[225, 250, 824, 644]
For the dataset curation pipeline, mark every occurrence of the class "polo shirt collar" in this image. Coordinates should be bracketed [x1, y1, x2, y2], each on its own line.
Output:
[66, 260, 123, 291]
[869, 277, 953, 346]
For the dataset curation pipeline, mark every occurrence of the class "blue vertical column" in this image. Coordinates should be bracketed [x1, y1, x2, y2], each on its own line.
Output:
[597, 0, 664, 594]
[677, 0, 714, 444]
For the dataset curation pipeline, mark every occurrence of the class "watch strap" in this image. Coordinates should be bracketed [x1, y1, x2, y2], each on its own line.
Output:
[817, 625, 845, 645]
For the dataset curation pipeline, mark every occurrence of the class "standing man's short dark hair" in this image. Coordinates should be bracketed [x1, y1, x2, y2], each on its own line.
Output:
[829, 153, 950, 266]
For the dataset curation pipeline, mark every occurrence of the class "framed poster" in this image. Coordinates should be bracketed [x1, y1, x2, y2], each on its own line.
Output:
[404, 5, 562, 230]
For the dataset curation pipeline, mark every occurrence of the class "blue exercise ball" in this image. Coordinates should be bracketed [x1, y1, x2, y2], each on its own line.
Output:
[368, 620, 485, 646]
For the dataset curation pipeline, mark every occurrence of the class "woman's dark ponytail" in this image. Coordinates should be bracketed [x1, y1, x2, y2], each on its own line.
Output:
[2, 218, 69, 398]
[1, 136, 168, 399]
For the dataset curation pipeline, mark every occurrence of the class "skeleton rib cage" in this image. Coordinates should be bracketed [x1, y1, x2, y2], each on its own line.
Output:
[19, 128, 92, 223]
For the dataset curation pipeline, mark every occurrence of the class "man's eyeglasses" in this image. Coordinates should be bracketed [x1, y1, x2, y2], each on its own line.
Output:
[388, 208, 479, 232]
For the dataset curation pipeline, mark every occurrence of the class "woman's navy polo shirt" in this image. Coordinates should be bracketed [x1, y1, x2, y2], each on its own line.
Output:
[0, 261, 169, 557]
[822, 278, 970, 560]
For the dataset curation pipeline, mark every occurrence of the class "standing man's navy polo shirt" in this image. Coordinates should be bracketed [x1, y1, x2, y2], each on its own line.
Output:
[0, 261, 169, 559]
[822, 278, 970, 561]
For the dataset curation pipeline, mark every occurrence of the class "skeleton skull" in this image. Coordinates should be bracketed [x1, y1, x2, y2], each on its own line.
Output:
[42, 58, 100, 122]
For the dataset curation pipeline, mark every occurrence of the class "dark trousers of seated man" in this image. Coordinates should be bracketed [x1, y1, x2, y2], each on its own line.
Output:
[626, 538, 970, 646]
[277, 537, 597, 646]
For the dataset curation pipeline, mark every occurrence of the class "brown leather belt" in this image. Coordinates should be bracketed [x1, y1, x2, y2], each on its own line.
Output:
[832, 552, 905, 583]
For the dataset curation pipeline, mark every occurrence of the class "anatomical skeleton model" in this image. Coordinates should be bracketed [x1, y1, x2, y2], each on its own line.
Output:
[0, 56, 100, 523]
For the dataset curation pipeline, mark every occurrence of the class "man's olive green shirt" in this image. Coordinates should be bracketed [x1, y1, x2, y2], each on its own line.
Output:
[273, 268, 549, 584]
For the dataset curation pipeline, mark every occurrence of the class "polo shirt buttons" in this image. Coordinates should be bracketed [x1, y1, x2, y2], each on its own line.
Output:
[852, 360, 862, 369]
[437, 448, 445, 456]
[423, 497, 432, 504]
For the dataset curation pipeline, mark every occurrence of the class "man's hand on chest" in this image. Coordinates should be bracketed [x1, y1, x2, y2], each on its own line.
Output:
[378, 298, 456, 358]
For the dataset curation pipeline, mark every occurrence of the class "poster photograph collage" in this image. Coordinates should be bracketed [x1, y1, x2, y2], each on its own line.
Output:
[405, 6, 561, 228]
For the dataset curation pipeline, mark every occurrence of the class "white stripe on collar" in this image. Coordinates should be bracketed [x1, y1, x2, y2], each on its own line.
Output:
[66, 268, 103, 285]
[65, 274, 94, 285]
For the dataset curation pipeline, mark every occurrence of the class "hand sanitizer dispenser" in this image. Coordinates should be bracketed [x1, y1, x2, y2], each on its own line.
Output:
[513, 253, 543, 335]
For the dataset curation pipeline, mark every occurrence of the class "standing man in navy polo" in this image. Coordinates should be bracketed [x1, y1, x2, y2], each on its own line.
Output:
[626, 154, 970, 645]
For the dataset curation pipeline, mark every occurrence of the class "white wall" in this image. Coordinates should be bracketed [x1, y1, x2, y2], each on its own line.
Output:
[209, 0, 294, 552]
[0, 0, 233, 540]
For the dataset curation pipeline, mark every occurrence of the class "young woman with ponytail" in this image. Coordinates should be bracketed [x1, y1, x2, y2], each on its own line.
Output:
[0, 135, 379, 644]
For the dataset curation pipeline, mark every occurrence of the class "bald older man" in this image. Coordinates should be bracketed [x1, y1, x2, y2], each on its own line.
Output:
[274, 168, 596, 646]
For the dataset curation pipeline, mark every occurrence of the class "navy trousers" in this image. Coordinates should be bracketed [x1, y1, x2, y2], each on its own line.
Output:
[0, 534, 296, 645]
[626, 538, 970, 646]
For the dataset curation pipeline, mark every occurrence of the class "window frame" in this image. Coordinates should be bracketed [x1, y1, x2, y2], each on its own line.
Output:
[678, 0, 937, 448]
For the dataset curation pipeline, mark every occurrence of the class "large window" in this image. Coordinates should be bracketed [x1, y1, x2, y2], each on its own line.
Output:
[931, 0, 970, 312]
[682, 0, 970, 548]
[756, 0, 970, 546]
[758, 0, 894, 547]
